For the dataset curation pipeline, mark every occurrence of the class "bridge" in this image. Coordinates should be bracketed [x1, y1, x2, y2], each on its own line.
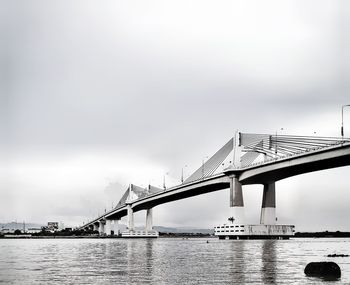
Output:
[79, 132, 350, 238]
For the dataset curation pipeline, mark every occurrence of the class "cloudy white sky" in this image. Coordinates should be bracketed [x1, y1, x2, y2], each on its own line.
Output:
[1, 0, 349, 231]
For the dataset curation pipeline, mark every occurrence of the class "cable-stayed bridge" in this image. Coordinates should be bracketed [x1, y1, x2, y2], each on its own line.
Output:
[79, 132, 350, 238]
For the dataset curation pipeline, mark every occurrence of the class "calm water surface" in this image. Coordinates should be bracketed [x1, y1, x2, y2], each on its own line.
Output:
[0, 238, 350, 284]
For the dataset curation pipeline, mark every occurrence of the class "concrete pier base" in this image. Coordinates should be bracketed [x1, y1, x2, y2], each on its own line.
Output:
[214, 224, 295, 239]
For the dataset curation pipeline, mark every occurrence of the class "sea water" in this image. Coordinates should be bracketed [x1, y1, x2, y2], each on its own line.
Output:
[0, 238, 349, 284]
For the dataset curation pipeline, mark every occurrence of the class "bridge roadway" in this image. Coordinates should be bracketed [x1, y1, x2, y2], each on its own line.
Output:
[81, 141, 350, 230]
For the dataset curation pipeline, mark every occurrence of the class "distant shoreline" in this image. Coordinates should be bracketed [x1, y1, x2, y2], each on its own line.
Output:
[2, 231, 350, 239]
[294, 231, 350, 238]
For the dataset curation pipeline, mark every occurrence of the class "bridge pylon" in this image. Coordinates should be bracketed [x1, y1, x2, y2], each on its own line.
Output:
[233, 132, 242, 168]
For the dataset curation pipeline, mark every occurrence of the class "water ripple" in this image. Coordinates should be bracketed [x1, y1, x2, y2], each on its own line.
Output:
[0, 238, 349, 284]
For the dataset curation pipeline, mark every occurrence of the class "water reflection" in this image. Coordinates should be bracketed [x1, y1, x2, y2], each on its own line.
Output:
[229, 240, 247, 284]
[261, 240, 277, 284]
[126, 239, 155, 283]
[145, 239, 154, 279]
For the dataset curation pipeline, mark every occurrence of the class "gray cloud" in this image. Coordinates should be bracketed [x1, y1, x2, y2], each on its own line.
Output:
[1, 0, 350, 230]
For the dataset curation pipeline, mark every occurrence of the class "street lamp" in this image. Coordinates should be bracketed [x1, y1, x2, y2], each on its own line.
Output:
[341, 105, 350, 139]
[163, 172, 169, 190]
[275, 128, 284, 155]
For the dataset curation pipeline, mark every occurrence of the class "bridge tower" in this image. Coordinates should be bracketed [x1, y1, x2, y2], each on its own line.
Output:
[216, 132, 295, 239]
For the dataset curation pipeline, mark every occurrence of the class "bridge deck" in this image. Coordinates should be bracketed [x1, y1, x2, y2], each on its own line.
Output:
[80, 139, 350, 230]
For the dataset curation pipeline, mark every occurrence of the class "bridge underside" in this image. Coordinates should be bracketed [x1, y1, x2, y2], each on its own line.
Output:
[239, 147, 350, 184]
[132, 179, 230, 212]
[106, 209, 127, 221]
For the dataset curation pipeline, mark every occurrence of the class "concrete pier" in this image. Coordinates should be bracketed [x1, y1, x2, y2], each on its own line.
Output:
[98, 221, 105, 235]
[113, 219, 119, 236]
[260, 182, 276, 225]
[146, 208, 153, 231]
[127, 205, 134, 231]
[229, 175, 245, 224]
[105, 220, 112, 236]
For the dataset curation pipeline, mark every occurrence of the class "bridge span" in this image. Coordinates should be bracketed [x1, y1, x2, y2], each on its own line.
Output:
[79, 133, 350, 238]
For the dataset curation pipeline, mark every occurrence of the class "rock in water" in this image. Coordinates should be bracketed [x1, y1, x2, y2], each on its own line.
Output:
[304, 262, 341, 279]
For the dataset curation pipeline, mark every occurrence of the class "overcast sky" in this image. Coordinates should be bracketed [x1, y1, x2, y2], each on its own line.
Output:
[1, 0, 349, 231]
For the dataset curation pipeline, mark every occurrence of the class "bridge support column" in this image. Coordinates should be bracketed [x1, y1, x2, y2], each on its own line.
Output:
[93, 224, 99, 232]
[98, 221, 105, 235]
[229, 175, 245, 224]
[113, 219, 120, 235]
[104, 220, 112, 236]
[260, 182, 276, 225]
[146, 208, 153, 231]
[127, 205, 134, 231]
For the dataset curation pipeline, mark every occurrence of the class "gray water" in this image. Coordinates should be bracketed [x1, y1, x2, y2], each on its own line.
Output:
[0, 238, 350, 284]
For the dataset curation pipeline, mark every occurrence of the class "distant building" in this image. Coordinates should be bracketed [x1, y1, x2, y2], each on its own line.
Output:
[47, 222, 59, 232]
[1, 228, 15, 234]
[46, 222, 64, 232]
[27, 228, 41, 234]
[59, 222, 64, 230]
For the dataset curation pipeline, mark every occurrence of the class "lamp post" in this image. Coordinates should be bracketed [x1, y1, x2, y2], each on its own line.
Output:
[275, 128, 284, 155]
[341, 105, 350, 139]
[163, 172, 169, 190]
